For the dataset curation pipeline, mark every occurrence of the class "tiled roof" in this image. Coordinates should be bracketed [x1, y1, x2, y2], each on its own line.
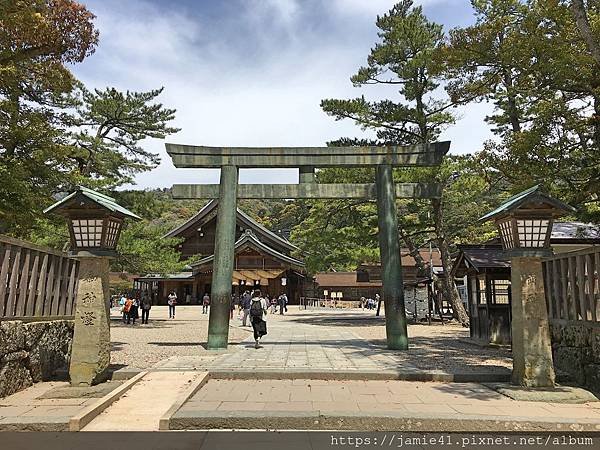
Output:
[44, 186, 141, 220]
[480, 185, 575, 221]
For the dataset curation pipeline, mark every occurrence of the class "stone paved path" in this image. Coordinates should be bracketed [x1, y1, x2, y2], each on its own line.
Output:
[172, 379, 600, 431]
[152, 311, 506, 378]
[82, 371, 201, 431]
[153, 316, 416, 372]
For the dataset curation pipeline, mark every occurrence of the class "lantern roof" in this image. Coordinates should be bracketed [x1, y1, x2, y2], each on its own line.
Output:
[44, 186, 141, 220]
[480, 185, 575, 222]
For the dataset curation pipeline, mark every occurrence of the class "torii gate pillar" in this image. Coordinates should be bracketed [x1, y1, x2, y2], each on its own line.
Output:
[376, 165, 408, 350]
[206, 165, 238, 349]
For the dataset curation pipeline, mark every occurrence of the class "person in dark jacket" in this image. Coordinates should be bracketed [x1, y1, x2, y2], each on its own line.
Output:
[141, 294, 151, 324]
[249, 290, 268, 349]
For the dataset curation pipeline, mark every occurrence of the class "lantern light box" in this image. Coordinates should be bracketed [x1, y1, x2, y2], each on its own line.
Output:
[44, 186, 140, 257]
[480, 185, 575, 257]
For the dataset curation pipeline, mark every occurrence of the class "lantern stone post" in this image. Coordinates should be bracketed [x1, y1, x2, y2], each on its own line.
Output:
[69, 255, 111, 385]
[481, 185, 575, 387]
[44, 186, 140, 385]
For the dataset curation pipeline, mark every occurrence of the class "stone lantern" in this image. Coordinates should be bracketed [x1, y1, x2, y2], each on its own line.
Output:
[45, 187, 140, 385]
[481, 185, 574, 387]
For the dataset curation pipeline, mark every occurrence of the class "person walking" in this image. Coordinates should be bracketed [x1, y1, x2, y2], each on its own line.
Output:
[278, 293, 285, 315]
[230, 294, 237, 320]
[168, 291, 177, 319]
[141, 293, 151, 324]
[202, 293, 210, 314]
[270, 296, 277, 314]
[119, 294, 127, 323]
[124, 297, 133, 324]
[282, 293, 288, 312]
[250, 290, 268, 349]
[241, 290, 252, 327]
[129, 297, 139, 325]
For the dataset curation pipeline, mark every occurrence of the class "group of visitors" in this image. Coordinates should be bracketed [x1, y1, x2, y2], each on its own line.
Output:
[360, 293, 380, 310]
[232, 291, 288, 324]
[118, 292, 152, 325]
[113, 289, 285, 340]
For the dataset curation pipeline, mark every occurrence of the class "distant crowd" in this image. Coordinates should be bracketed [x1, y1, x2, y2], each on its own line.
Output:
[110, 289, 289, 335]
[113, 292, 152, 325]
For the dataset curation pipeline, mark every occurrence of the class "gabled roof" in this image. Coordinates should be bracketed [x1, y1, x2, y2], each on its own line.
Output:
[191, 230, 304, 271]
[480, 185, 575, 221]
[452, 245, 511, 276]
[44, 186, 140, 220]
[164, 200, 297, 253]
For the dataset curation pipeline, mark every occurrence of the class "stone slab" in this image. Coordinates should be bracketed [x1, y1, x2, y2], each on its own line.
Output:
[0, 415, 70, 431]
[109, 367, 143, 380]
[159, 372, 210, 430]
[38, 380, 125, 399]
[207, 368, 510, 383]
[168, 409, 600, 432]
[487, 383, 599, 404]
[69, 371, 147, 431]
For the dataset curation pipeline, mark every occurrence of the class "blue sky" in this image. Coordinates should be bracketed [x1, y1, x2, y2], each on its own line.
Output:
[73, 0, 494, 189]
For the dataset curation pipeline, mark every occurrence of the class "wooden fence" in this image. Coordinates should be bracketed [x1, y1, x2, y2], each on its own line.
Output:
[543, 247, 600, 322]
[0, 235, 78, 320]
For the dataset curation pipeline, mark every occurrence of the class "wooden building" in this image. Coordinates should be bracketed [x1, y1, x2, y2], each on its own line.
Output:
[134, 200, 305, 305]
[307, 249, 444, 319]
[453, 222, 600, 345]
[452, 244, 512, 345]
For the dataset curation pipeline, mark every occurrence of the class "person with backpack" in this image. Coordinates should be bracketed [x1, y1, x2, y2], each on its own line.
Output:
[249, 289, 268, 349]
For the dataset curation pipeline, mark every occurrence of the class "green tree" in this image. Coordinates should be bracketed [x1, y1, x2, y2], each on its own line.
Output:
[113, 221, 189, 276]
[442, 0, 600, 220]
[0, 0, 98, 234]
[317, 0, 476, 325]
[0, 1, 180, 236]
[69, 86, 180, 187]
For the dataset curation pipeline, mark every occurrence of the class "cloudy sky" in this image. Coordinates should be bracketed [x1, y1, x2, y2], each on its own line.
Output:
[73, 0, 494, 189]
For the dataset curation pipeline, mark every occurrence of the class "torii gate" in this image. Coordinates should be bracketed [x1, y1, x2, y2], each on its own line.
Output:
[166, 142, 450, 350]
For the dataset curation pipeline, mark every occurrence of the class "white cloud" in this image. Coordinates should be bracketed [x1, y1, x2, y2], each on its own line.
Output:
[74, 0, 492, 190]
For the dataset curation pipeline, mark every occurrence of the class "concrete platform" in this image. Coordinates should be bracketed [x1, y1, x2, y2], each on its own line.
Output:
[0, 381, 119, 431]
[166, 378, 600, 432]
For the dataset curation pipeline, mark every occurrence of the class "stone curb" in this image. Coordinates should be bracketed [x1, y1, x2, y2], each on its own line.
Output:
[68, 371, 147, 431]
[110, 367, 144, 380]
[206, 368, 511, 383]
[0, 415, 71, 432]
[169, 409, 600, 432]
[158, 371, 210, 431]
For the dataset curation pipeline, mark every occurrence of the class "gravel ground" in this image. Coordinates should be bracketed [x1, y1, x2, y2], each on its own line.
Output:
[109, 306, 252, 369]
[110, 305, 512, 373]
